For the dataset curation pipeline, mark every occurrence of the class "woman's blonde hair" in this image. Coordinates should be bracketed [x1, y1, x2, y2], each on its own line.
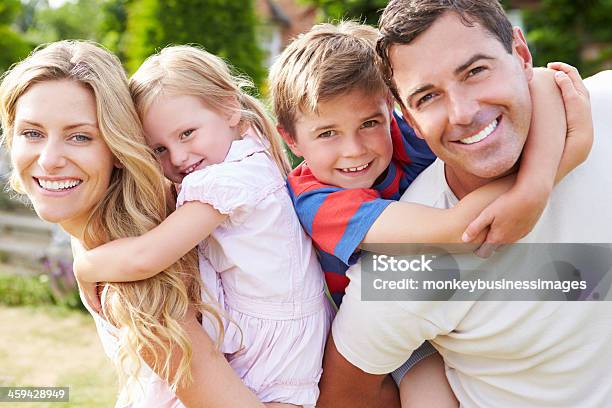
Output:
[0, 41, 223, 396]
[129, 45, 291, 177]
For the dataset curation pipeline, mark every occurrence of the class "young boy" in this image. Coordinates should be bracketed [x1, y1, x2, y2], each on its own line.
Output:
[269, 21, 591, 406]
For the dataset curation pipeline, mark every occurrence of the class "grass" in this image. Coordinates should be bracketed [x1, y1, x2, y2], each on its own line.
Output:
[0, 305, 118, 408]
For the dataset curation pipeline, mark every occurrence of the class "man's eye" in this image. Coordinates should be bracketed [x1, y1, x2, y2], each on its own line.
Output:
[70, 134, 91, 142]
[468, 66, 486, 77]
[318, 130, 335, 139]
[153, 146, 167, 155]
[416, 93, 435, 107]
[180, 129, 194, 139]
[361, 120, 378, 129]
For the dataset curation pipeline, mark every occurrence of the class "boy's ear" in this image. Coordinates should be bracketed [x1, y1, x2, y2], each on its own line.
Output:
[512, 26, 534, 82]
[399, 105, 425, 140]
[228, 110, 241, 128]
[277, 125, 303, 157]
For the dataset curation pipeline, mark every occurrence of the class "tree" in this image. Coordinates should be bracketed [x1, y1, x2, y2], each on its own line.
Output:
[301, 0, 387, 25]
[522, 0, 612, 77]
[124, 0, 265, 85]
[0, 0, 31, 72]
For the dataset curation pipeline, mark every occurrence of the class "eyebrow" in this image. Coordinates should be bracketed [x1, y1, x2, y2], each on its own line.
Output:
[310, 110, 386, 134]
[405, 53, 496, 108]
[15, 119, 98, 131]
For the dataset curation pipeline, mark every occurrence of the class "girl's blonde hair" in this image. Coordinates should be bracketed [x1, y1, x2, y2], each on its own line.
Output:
[129, 45, 291, 177]
[0, 41, 223, 396]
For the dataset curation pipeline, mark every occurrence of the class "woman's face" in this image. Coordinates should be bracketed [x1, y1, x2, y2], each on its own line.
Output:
[10, 79, 116, 236]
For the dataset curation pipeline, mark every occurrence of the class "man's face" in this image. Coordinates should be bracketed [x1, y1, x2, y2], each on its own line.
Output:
[286, 89, 394, 189]
[390, 12, 534, 186]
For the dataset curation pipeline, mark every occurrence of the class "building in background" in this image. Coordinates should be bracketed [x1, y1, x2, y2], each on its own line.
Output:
[256, 0, 317, 68]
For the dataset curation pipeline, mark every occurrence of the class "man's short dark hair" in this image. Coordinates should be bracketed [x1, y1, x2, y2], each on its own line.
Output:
[377, 0, 514, 106]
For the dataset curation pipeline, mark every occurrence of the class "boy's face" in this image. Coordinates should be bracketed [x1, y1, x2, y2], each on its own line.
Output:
[286, 90, 394, 189]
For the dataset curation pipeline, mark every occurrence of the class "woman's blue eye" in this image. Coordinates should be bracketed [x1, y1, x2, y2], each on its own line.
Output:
[22, 130, 42, 139]
[71, 134, 91, 142]
[362, 120, 378, 128]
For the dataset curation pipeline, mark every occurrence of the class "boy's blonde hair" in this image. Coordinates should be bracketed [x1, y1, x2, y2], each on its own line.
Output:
[269, 21, 388, 139]
[0, 40, 223, 397]
[129, 45, 291, 176]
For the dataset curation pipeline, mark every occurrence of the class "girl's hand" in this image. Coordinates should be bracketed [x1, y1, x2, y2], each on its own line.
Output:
[71, 237, 102, 313]
[76, 276, 102, 314]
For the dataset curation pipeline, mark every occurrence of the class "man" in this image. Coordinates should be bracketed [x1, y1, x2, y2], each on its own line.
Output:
[320, 1, 612, 407]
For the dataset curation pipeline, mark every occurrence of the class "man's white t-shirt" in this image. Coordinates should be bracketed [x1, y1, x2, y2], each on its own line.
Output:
[332, 71, 612, 407]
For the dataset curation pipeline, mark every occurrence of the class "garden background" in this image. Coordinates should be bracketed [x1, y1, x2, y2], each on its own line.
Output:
[0, 1, 611, 407]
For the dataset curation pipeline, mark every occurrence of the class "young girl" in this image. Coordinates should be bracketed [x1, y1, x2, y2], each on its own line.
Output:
[75, 45, 334, 408]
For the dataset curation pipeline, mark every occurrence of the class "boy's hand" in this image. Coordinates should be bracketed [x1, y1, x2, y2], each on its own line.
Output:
[547, 62, 594, 170]
[462, 183, 547, 257]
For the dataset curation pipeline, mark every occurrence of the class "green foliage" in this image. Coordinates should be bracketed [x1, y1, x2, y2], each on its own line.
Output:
[0, 0, 31, 72]
[124, 0, 265, 85]
[302, 0, 387, 25]
[0, 272, 83, 311]
[523, 0, 612, 77]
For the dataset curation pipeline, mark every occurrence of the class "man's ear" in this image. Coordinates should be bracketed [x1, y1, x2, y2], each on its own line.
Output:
[512, 27, 534, 82]
[277, 126, 302, 157]
[399, 104, 425, 140]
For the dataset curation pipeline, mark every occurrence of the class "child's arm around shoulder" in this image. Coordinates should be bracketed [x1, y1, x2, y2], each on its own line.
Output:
[462, 63, 593, 245]
[73, 201, 227, 283]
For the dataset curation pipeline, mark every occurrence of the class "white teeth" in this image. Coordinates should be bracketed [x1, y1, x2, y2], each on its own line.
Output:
[459, 119, 498, 144]
[341, 163, 370, 173]
[38, 179, 81, 191]
[184, 160, 202, 175]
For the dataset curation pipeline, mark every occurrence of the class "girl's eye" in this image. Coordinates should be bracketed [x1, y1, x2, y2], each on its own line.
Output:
[22, 130, 43, 140]
[70, 134, 92, 142]
[361, 120, 378, 129]
[180, 129, 194, 139]
[318, 130, 335, 139]
[153, 146, 167, 155]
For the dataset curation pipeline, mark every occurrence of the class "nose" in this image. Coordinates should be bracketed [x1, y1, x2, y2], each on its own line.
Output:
[169, 146, 189, 168]
[37, 139, 67, 172]
[342, 133, 367, 158]
[447, 88, 479, 126]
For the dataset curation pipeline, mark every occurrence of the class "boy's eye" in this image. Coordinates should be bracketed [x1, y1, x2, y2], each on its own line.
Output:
[153, 146, 167, 155]
[361, 120, 378, 129]
[317, 130, 335, 139]
[180, 129, 194, 139]
[69, 134, 92, 143]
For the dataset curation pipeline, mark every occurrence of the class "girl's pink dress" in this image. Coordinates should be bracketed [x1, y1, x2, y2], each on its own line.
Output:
[177, 132, 334, 407]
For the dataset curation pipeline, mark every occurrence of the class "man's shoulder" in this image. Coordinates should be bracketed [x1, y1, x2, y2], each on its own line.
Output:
[586, 70, 612, 120]
[400, 159, 455, 208]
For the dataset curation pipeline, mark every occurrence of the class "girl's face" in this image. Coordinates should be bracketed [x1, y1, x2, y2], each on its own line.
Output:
[10, 80, 116, 236]
[142, 93, 241, 184]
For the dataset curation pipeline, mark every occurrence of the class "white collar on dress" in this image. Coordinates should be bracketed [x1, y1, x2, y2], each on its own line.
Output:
[224, 130, 269, 163]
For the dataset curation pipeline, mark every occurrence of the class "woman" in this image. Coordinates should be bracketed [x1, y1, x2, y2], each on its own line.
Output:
[0, 40, 268, 407]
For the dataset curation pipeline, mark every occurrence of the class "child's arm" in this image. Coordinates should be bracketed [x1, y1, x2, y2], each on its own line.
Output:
[74, 201, 227, 283]
[362, 65, 592, 248]
[462, 64, 593, 244]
